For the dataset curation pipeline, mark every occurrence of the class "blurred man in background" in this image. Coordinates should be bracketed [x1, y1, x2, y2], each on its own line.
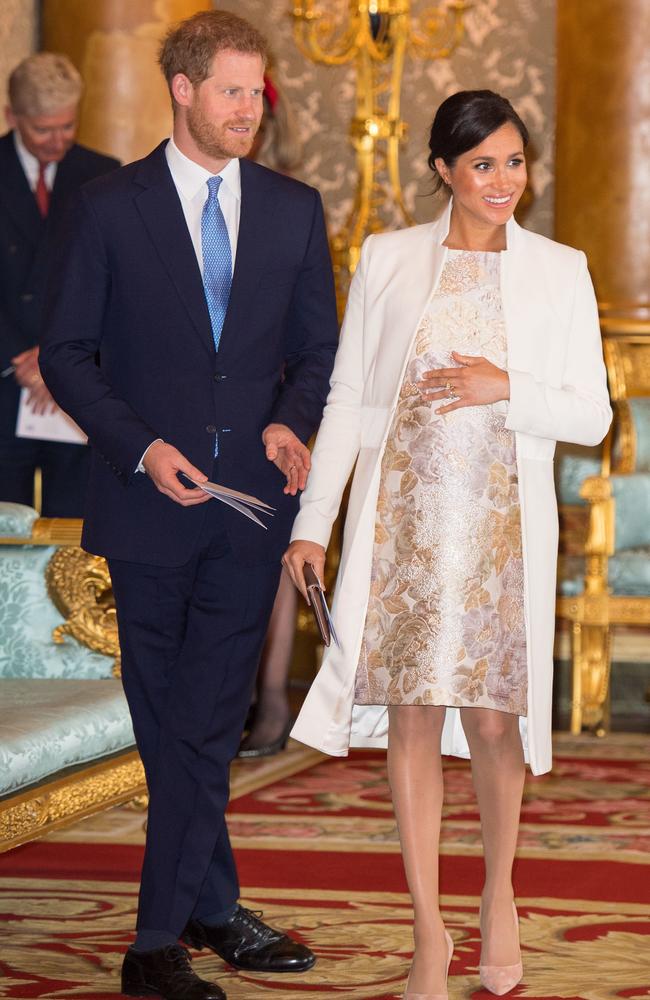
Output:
[0, 53, 118, 515]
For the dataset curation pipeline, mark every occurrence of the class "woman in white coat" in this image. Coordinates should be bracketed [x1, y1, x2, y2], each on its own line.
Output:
[284, 91, 611, 1000]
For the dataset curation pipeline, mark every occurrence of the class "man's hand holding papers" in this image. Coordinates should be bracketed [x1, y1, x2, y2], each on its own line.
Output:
[142, 441, 211, 507]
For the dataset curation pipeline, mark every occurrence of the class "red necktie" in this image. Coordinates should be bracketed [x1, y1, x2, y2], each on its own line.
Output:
[35, 163, 50, 217]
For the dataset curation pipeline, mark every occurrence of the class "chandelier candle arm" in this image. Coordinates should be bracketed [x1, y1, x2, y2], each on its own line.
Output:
[292, 0, 469, 303]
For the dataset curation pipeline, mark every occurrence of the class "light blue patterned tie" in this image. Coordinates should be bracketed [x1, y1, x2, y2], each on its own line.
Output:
[201, 175, 232, 455]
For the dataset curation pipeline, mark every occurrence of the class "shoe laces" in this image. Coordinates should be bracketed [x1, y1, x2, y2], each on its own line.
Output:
[162, 945, 194, 976]
[237, 907, 278, 942]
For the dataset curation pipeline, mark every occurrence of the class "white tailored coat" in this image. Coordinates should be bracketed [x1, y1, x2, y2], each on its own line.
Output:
[290, 200, 612, 775]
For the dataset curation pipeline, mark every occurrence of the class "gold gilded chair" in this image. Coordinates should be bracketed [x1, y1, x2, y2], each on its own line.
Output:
[557, 313, 650, 735]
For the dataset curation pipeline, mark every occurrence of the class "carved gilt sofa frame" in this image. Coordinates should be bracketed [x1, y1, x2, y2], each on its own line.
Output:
[0, 514, 145, 852]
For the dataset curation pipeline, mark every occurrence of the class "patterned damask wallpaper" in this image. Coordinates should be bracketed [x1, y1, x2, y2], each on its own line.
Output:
[217, 0, 556, 237]
[0, 0, 37, 131]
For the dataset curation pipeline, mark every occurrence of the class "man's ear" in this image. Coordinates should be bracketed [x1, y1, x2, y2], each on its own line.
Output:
[170, 73, 193, 108]
[5, 106, 17, 129]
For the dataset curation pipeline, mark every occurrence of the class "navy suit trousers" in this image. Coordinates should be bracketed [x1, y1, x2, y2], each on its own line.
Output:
[108, 493, 282, 936]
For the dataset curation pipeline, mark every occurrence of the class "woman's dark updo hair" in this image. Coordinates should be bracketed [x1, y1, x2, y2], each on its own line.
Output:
[428, 90, 529, 192]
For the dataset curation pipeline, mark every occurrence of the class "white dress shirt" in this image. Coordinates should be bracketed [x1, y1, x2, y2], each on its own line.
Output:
[137, 140, 242, 472]
[14, 130, 57, 191]
[164, 136, 241, 274]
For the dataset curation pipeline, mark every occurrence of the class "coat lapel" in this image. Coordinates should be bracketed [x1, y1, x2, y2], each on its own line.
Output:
[500, 218, 549, 375]
[370, 200, 451, 401]
[133, 143, 215, 359]
[0, 132, 43, 246]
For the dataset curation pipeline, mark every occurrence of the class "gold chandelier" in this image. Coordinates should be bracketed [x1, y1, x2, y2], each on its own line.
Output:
[292, 1, 469, 297]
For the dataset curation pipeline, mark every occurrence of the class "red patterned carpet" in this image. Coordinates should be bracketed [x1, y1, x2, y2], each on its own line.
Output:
[1, 734, 649, 999]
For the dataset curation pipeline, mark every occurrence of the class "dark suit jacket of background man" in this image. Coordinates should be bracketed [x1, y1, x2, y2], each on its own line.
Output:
[0, 131, 119, 514]
[39, 143, 338, 567]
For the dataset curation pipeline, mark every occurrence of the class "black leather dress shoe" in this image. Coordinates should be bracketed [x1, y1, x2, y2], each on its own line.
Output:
[182, 906, 316, 973]
[121, 944, 226, 999]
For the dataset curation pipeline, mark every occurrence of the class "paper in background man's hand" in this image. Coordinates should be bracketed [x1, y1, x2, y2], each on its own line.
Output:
[15, 388, 87, 444]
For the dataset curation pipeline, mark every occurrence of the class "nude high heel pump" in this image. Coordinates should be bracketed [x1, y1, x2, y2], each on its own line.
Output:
[479, 902, 523, 996]
[403, 929, 454, 1000]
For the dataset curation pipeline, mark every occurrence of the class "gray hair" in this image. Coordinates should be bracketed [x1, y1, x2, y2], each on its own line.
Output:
[8, 52, 83, 116]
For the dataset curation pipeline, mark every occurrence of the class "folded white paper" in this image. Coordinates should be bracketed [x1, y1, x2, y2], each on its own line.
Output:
[15, 388, 87, 445]
[190, 479, 275, 529]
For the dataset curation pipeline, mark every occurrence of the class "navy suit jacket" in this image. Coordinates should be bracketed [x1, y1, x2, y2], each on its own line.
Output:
[40, 142, 338, 566]
[0, 133, 118, 433]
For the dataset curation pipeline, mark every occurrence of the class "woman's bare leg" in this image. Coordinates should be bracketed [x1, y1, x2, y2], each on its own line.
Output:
[388, 704, 449, 993]
[460, 707, 525, 966]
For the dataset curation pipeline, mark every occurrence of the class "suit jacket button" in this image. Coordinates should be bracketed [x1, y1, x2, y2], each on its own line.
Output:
[8, 244, 17, 254]
[21, 292, 34, 302]
[206, 424, 217, 433]
[213, 372, 227, 381]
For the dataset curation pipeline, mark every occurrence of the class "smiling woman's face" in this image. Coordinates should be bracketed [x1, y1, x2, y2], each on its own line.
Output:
[435, 122, 527, 231]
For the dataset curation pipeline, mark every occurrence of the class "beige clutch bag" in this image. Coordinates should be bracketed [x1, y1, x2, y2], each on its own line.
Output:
[303, 564, 339, 648]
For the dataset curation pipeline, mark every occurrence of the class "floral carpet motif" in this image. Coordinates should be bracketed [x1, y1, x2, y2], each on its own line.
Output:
[1, 734, 649, 999]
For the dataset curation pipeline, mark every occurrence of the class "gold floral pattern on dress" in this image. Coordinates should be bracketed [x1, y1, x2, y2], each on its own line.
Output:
[356, 250, 527, 714]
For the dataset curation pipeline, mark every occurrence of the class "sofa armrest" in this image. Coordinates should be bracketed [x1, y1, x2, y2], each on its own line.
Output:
[0, 517, 83, 547]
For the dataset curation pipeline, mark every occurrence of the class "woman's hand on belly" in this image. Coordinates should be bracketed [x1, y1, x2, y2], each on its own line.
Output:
[418, 351, 510, 415]
[283, 539, 326, 602]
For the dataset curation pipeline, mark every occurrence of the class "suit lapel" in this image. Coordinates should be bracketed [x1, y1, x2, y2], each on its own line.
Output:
[49, 145, 83, 216]
[216, 159, 279, 361]
[133, 144, 215, 358]
[0, 132, 43, 246]
[132, 149, 282, 361]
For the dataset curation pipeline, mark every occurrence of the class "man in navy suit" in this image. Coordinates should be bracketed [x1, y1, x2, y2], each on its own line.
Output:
[0, 53, 118, 516]
[40, 11, 337, 999]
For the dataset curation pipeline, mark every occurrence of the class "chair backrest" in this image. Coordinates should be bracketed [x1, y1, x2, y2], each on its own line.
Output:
[600, 317, 650, 475]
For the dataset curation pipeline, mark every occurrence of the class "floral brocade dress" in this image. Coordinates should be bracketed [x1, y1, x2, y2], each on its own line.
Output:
[355, 249, 528, 715]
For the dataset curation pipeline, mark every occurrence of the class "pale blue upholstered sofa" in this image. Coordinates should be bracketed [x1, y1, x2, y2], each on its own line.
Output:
[0, 503, 144, 851]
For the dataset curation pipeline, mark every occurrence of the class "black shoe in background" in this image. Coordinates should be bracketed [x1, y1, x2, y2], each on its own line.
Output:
[121, 944, 226, 999]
